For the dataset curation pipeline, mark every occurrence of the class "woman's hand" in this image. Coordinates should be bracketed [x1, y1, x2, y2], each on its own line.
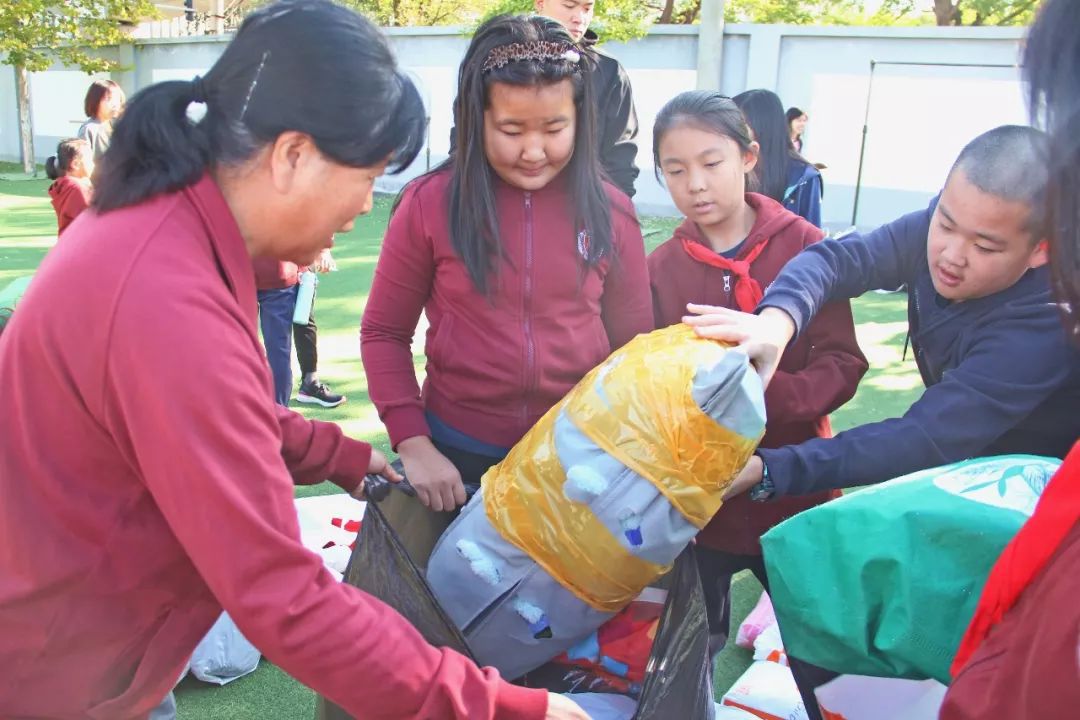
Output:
[682, 304, 796, 387]
[396, 436, 467, 512]
[351, 449, 403, 499]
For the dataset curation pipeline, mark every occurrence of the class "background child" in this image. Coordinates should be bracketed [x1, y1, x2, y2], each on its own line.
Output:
[44, 138, 93, 236]
[78, 79, 125, 167]
[361, 14, 653, 512]
[648, 90, 867, 660]
[735, 89, 822, 228]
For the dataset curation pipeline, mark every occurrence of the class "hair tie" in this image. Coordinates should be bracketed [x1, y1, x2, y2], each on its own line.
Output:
[482, 41, 581, 74]
[189, 75, 208, 104]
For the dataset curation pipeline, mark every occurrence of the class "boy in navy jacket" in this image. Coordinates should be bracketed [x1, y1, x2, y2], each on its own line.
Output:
[688, 124, 1080, 720]
[693, 125, 1079, 500]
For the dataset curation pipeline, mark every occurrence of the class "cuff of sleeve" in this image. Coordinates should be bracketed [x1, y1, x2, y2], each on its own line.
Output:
[493, 682, 548, 720]
[757, 447, 798, 497]
[384, 407, 432, 450]
[327, 439, 372, 494]
[757, 295, 809, 341]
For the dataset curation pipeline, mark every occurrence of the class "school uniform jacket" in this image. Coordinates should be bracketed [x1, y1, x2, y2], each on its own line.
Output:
[48, 175, 92, 236]
[649, 193, 867, 553]
[757, 197, 1080, 496]
[361, 169, 654, 451]
[0, 174, 546, 720]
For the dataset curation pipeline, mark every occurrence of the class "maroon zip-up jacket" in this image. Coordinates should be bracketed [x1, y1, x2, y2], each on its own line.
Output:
[649, 193, 868, 554]
[0, 174, 546, 720]
[361, 169, 654, 450]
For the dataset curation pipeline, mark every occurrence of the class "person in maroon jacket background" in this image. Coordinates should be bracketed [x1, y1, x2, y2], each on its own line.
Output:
[361, 15, 652, 513]
[0, 3, 584, 719]
[45, 137, 94, 236]
[647, 91, 867, 660]
[941, 0, 1080, 716]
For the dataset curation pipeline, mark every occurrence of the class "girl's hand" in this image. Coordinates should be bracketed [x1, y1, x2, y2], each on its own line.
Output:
[313, 248, 337, 273]
[396, 436, 467, 512]
[545, 693, 593, 720]
[722, 455, 764, 500]
[351, 449, 402, 499]
[682, 304, 796, 387]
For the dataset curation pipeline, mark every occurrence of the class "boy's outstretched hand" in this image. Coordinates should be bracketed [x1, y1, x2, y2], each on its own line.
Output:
[682, 304, 797, 387]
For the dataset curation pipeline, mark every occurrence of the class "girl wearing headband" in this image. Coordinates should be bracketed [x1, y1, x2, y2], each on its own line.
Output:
[362, 14, 652, 513]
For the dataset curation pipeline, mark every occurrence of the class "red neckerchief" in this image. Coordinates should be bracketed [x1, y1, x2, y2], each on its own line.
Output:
[951, 442, 1080, 675]
[680, 236, 768, 312]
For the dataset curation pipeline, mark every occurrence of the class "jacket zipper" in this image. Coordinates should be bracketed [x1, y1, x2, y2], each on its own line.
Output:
[523, 192, 536, 423]
[723, 273, 732, 294]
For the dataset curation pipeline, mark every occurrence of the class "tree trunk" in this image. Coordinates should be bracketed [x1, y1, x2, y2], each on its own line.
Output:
[659, 0, 675, 23]
[934, 0, 959, 25]
[15, 65, 35, 176]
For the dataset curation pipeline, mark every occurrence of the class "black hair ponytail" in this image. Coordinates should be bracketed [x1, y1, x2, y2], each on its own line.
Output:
[92, 82, 211, 211]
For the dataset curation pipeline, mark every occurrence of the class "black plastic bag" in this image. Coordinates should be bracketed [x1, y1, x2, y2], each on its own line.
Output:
[316, 478, 715, 720]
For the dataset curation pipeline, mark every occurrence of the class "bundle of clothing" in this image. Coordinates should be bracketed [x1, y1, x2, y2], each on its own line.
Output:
[427, 324, 767, 680]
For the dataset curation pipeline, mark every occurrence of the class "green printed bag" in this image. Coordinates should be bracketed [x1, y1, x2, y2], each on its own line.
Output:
[761, 454, 1060, 684]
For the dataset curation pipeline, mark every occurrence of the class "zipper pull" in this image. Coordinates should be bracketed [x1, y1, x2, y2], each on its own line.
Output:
[723, 274, 731, 293]
[524, 192, 532, 209]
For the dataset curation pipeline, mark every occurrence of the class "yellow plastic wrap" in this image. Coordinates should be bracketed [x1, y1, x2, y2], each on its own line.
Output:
[483, 324, 765, 612]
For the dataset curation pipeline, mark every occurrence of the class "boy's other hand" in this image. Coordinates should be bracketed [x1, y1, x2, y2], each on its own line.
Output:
[682, 304, 795, 386]
[723, 455, 764, 500]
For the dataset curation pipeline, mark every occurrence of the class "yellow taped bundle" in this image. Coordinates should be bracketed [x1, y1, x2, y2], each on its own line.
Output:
[483, 324, 765, 612]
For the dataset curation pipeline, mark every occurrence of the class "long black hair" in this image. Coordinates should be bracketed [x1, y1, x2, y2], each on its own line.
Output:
[1025, 0, 1080, 344]
[734, 89, 810, 203]
[45, 139, 88, 180]
[424, 14, 611, 295]
[652, 91, 757, 191]
[93, 0, 425, 213]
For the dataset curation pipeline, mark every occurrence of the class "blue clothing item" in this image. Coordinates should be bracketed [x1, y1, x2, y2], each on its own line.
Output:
[426, 412, 511, 458]
[257, 285, 298, 407]
[757, 196, 1080, 496]
[783, 160, 823, 229]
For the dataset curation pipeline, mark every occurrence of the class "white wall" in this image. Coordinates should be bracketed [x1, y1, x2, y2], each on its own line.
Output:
[1, 23, 1026, 228]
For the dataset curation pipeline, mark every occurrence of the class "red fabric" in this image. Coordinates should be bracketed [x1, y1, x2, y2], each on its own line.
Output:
[648, 193, 868, 554]
[361, 170, 654, 450]
[253, 256, 300, 289]
[950, 442, 1080, 676]
[48, 175, 92, 236]
[0, 174, 547, 720]
[680, 237, 768, 311]
[941, 448, 1080, 719]
[553, 596, 664, 694]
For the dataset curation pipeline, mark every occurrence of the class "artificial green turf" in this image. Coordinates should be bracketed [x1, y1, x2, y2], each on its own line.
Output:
[0, 169, 919, 717]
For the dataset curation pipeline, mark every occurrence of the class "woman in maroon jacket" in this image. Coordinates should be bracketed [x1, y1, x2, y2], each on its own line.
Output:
[942, 0, 1080, 716]
[361, 14, 652, 512]
[647, 91, 867, 659]
[0, 3, 583, 719]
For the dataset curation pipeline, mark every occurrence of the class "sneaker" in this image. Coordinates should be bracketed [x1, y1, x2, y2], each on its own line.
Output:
[297, 380, 346, 408]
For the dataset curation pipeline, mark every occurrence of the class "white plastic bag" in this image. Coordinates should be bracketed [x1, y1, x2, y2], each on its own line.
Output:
[735, 591, 776, 649]
[815, 675, 946, 720]
[188, 612, 260, 685]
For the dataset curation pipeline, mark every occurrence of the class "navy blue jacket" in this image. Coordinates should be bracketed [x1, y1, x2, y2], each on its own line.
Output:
[758, 198, 1080, 496]
[783, 160, 822, 229]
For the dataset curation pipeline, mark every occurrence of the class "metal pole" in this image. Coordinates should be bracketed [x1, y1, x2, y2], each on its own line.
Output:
[851, 60, 875, 228]
[849, 59, 1015, 227]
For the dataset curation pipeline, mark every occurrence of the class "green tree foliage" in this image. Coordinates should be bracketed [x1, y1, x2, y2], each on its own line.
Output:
[0, 0, 157, 73]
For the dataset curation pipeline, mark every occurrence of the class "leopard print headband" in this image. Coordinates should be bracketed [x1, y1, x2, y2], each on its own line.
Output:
[481, 41, 582, 74]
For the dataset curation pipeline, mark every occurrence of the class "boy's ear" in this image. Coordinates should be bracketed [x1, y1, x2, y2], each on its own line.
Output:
[1029, 239, 1050, 270]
